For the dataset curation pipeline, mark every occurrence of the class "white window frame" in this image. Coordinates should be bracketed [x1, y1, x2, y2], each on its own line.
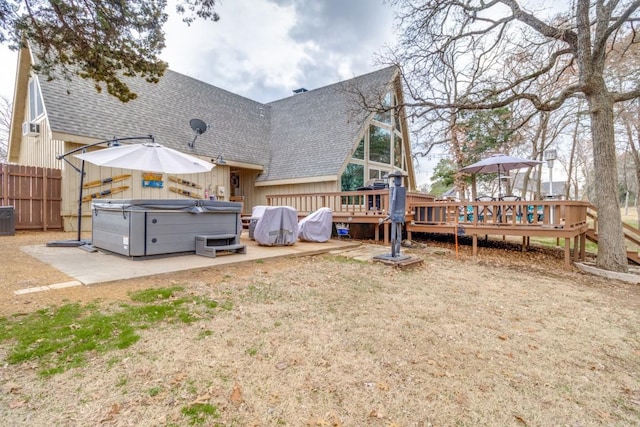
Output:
[28, 77, 45, 122]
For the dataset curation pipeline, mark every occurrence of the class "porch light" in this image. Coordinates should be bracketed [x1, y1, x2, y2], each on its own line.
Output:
[212, 154, 226, 165]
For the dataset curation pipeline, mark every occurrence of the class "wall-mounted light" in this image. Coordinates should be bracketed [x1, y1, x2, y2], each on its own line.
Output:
[188, 118, 209, 148]
[212, 154, 226, 165]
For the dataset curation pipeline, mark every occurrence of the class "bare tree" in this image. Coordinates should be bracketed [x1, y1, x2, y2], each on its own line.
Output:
[381, 0, 640, 272]
[0, 95, 10, 162]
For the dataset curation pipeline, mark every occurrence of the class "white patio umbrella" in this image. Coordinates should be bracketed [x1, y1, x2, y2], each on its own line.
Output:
[459, 154, 542, 198]
[74, 142, 215, 174]
[47, 140, 215, 248]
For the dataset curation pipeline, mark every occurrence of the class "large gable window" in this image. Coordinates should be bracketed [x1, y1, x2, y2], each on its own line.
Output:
[369, 125, 391, 164]
[28, 78, 44, 121]
[374, 92, 392, 125]
[341, 87, 409, 190]
[352, 137, 364, 160]
[394, 134, 403, 169]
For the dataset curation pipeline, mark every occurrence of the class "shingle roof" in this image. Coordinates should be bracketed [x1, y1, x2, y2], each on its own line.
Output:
[262, 66, 397, 182]
[37, 63, 398, 182]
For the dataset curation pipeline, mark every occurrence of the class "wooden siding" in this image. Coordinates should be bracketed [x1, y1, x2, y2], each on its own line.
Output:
[253, 180, 338, 210]
[16, 114, 65, 169]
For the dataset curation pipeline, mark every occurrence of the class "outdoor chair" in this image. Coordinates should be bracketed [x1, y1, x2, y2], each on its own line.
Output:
[527, 204, 544, 224]
[475, 196, 494, 222]
[499, 195, 522, 223]
[298, 207, 333, 242]
[458, 205, 474, 222]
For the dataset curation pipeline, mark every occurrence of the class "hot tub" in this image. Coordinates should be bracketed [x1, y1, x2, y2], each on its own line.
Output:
[91, 199, 243, 257]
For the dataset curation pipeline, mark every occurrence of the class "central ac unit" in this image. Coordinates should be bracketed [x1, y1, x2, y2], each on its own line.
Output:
[22, 122, 40, 137]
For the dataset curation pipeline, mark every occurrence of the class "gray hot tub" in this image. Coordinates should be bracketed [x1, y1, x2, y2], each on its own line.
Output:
[91, 199, 243, 257]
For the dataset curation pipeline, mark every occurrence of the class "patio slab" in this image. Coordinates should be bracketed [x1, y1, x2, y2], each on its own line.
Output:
[20, 233, 361, 286]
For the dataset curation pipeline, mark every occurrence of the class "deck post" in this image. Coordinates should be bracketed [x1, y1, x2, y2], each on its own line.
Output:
[384, 223, 389, 244]
[580, 232, 586, 261]
[564, 238, 571, 269]
[472, 234, 478, 257]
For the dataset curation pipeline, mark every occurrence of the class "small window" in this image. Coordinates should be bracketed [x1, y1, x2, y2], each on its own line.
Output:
[369, 168, 381, 180]
[28, 78, 44, 121]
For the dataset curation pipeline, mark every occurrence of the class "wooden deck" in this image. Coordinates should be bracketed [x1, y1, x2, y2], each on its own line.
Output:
[265, 191, 593, 268]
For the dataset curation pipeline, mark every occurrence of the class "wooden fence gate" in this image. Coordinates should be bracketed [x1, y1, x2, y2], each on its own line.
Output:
[0, 163, 62, 230]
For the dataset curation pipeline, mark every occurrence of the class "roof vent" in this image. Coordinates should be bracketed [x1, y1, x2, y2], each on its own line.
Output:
[293, 88, 308, 94]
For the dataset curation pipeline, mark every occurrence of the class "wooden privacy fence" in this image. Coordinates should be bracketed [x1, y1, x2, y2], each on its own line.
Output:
[0, 164, 62, 230]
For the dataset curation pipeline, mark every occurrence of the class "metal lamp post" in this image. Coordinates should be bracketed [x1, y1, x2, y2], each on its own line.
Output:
[544, 149, 558, 225]
[544, 149, 557, 198]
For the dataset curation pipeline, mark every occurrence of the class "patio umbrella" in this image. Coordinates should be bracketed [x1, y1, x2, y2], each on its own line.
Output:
[74, 142, 215, 174]
[48, 140, 215, 248]
[459, 154, 542, 198]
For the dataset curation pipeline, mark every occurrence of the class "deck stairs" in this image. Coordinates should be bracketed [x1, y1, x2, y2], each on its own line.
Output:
[586, 207, 640, 265]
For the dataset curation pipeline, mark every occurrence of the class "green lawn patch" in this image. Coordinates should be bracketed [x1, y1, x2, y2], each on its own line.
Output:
[0, 287, 223, 376]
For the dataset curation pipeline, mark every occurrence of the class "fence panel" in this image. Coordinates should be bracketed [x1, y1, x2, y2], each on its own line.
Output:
[0, 164, 62, 230]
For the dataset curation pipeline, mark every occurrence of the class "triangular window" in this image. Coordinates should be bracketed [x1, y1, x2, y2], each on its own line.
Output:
[28, 77, 44, 121]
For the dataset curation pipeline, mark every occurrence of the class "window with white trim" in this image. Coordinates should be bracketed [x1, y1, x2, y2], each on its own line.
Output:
[28, 78, 44, 121]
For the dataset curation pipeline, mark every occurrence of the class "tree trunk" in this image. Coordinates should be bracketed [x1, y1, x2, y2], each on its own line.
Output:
[588, 91, 628, 272]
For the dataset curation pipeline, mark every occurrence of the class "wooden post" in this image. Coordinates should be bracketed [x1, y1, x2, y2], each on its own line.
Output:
[564, 238, 571, 269]
[472, 234, 478, 257]
[384, 222, 389, 244]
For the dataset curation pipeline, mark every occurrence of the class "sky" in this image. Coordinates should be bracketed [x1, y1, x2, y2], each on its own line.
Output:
[0, 0, 568, 187]
[0, 0, 398, 104]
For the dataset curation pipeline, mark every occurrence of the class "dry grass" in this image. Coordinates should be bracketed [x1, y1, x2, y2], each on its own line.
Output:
[0, 231, 639, 426]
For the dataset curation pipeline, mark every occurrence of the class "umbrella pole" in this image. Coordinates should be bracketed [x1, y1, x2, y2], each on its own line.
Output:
[77, 160, 85, 242]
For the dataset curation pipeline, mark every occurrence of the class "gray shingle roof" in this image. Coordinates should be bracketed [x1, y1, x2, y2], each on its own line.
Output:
[37, 64, 398, 182]
[262, 66, 397, 182]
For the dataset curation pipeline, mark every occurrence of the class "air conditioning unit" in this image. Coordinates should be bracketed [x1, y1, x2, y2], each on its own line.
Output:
[22, 122, 40, 137]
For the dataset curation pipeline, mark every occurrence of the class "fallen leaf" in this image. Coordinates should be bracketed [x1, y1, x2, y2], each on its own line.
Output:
[369, 408, 384, 418]
[170, 372, 186, 385]
[190, 392, 211, 405]
[230, 383, 243, 406]
[8, 400, 26, 409]
[100, 403, 121, 423]
[376, 382, 389, 391]
[1, 382, 21, 394]
[275, 361, 289, 370]
[514, 414, 528, 425]
[498, 335, 508, 341]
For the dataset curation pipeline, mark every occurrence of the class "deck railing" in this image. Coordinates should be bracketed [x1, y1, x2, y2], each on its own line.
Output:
[411, 199, 590, 229]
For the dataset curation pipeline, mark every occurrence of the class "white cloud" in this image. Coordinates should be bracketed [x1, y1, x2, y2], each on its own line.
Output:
[0, 0, 395, 103]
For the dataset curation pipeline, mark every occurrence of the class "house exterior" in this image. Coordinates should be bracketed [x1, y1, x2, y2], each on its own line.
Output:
[8, 46, 416, 231]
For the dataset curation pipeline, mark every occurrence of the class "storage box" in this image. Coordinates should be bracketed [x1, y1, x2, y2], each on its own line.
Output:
[0, 206, 15, 236]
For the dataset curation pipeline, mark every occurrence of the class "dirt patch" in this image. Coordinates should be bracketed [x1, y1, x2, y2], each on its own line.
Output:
[0, 231, 639, 425]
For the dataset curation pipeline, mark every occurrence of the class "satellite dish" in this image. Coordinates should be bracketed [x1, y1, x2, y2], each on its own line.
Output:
[190, 118, 208, 135]
[188, 119, 209, 147]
